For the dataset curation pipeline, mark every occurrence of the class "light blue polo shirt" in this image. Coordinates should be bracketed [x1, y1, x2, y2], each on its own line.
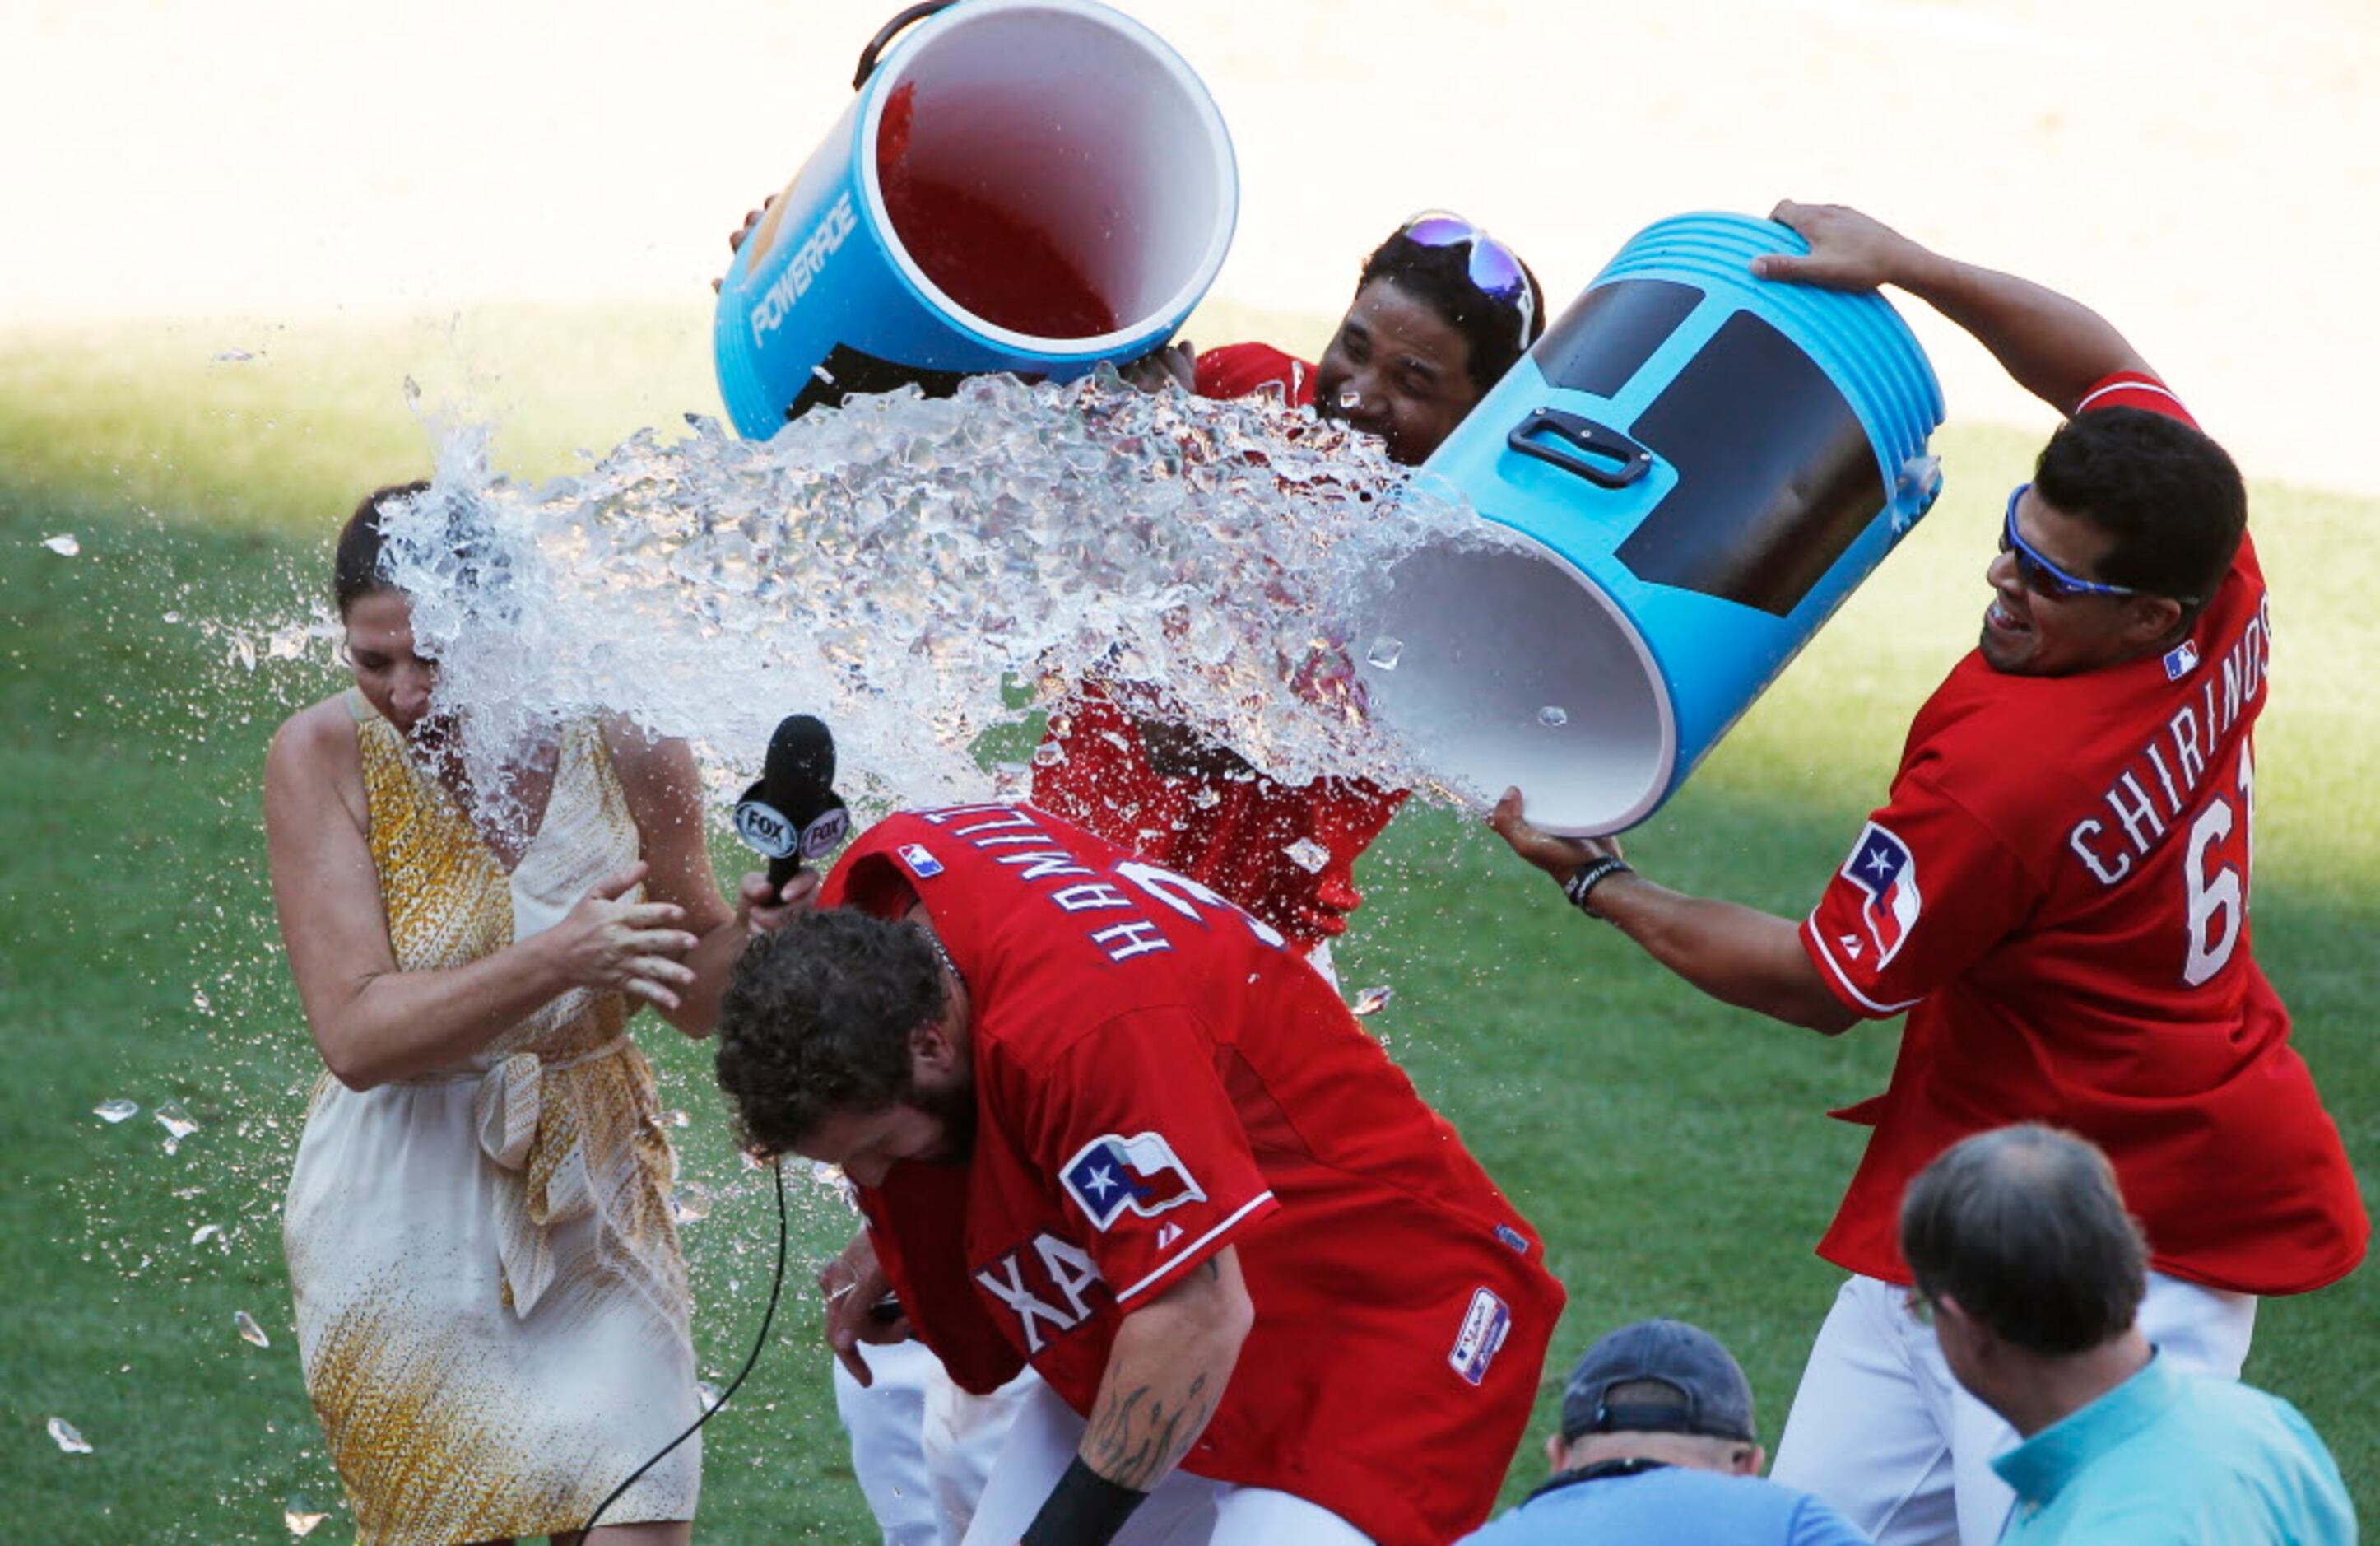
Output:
[1995, 1353, 2355, 1544]
[1458, 1462, 1872, 1545]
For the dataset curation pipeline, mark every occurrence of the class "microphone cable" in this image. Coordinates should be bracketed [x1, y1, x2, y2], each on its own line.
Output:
[580, 1157, 790, 1535]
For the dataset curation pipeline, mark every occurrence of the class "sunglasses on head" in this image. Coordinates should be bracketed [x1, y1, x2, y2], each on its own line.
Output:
[1399, 211, 1536, 350]
[2000, 482, 2164, 603]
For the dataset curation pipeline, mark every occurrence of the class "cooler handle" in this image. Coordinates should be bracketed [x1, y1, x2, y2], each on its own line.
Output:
[854, 2, 960, 89]
[1505, 408, 1653, 490]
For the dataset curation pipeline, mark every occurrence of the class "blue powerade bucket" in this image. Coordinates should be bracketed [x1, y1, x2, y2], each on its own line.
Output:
[1361, 212, 1946, 835]
[713, 0, 1237, 437]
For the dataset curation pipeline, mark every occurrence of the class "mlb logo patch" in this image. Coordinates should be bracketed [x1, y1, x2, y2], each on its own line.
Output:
[2164, 640, 2201, 681]
[1840, 821, 1922, 970]
[1062, 1133, 1207, 1232]
[1448, 1287, 1512, 1387]
[897, 843, 943, 878]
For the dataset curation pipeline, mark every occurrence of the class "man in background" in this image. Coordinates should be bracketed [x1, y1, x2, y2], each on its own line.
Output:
[1901, 1125, 2354, 1542]
[1462, 1317, 1870, 1545]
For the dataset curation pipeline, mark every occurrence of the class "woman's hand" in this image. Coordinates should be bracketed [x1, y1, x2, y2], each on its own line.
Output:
[546, 863, 700, 1010]
[735, 868, 821, 937]
[820, 1229, 909, 1384]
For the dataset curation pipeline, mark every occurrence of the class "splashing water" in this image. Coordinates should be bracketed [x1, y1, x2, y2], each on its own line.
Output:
[235, 1311, 272, 1348]
[192, 1223, 223, 1245]
[372, 375, 1525, 839]
[1350, 985, 1393, 1017]
[1281, 839, 1331, 875]
[696, 1379, 726, 1413]
[93, 1099, 139, 1124]
[1364, 636, 1405, 671]
[48, 1417, 93, 1454]
[1536, 705, 1569, 728]
[284, 1502, 331, 1537]
[42, 533, 81, 556]
[156, 1103, 200, 1154]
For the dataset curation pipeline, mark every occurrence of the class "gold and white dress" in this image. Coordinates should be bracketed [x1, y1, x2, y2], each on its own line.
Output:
[282, 692, 700, 1544]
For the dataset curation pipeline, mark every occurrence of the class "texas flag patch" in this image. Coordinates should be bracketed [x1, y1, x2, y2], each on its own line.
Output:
[1062, 1132, 1206, 1232]
[1840, 821, 1922, 968]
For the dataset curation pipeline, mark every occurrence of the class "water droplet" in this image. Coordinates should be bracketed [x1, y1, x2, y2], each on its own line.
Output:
[1189, 787, 1223, 810]
[285, 1501, 330, 1536]
[235, 1311, 272, 1348]
[191, 989, 212, 1013]
[1337, 388, 1362, 410]
[156, 1102, 199, 1154]
[1350, 984, 1393, 1017]
[671, 1190, 712, 1225]
[93, 1099, 139, 1124]
[697, 1380, 726, 1413]
[661, 1109, 690, 1129]
[41, 533, 81, 556]
[192, 1224, 222, 1246]
[1536, 705, 1569, 728]
[811, 365, 837, 385]
[1282, 838, 1330, 874]
[1364, 636, 1404, 671]
[212, 348, 259, 364]
[1031, 743, 1065, 768]
[47, 1417, 93, 1454]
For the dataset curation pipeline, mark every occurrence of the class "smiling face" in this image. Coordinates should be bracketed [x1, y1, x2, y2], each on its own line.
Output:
[1313, 277, 1482, 466]
[1979, 488, 2183, 677]
[341, 588, 442, 736]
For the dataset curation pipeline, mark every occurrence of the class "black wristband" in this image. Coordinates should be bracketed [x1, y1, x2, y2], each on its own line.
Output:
[1020, 1456, 1148, 1546]
[1561, 856, 1633, 920]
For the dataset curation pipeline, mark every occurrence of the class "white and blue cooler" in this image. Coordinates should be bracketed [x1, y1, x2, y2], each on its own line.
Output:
[1363, 212, 1947, 835]
[712, 0, 1237, 436]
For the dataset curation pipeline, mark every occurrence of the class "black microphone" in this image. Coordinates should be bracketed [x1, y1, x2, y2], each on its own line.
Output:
[734, 715, 852, 889]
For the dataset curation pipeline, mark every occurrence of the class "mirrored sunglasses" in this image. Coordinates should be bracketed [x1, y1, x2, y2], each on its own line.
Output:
[2000, 483, 2150, 602]
[1400, 211, 1536, 348]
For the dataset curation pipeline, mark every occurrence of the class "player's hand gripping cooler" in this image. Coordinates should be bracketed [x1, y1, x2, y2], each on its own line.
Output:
[1363, 213, 1947, 835]
[711, 0, 1238, 435]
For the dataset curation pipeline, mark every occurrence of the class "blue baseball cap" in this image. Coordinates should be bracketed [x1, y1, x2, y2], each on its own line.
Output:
[1559, 1319, 1758, 1443]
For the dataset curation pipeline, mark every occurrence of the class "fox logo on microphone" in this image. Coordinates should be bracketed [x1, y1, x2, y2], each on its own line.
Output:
[1061, 1132, 1206, 1232]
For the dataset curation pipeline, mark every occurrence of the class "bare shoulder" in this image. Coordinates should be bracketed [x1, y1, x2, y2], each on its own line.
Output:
[599, 714, 701, 801]
[265, 695, 366, 820]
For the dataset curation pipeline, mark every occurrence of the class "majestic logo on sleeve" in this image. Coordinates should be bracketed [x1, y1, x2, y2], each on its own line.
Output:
[1841, 822, 1922, 968]
[1448, 1287, 1513, 1387]
[1062, 1133, 1206, 1232]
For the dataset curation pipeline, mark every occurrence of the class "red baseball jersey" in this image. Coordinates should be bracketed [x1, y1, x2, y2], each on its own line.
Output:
[1802, 372, 2367, 1293]
[1034, 341, 1407, 954]
[824, 805, 1563, 1546]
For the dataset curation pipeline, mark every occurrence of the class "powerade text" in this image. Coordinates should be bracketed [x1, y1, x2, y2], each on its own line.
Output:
[748, 190, 858, 347]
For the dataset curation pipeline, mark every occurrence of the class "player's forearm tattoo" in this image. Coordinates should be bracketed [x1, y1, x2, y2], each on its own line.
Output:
[1083, 1372, 1217, 1491]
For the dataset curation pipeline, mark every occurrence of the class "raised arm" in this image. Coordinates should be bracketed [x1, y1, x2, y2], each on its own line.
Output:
[265, 703, 700, 1090]
[602, 718, 786, 1037]
[1755, 201, 2154, 417]
[1024, 1246, 1253, 1542]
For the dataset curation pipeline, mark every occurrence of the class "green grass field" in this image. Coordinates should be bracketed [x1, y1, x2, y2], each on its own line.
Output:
[4, 304, 2371, 1543]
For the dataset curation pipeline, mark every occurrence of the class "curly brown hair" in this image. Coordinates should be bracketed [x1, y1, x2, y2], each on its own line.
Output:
[714, 909, 948, 1157]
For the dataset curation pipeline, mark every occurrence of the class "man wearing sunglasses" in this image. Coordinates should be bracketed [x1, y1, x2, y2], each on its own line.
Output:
[1489, 201, 2365, 1546]
[1041, 212, 1548, 967]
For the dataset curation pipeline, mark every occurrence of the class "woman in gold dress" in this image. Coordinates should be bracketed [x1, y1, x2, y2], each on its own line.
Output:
[267, 482, 769, 1545]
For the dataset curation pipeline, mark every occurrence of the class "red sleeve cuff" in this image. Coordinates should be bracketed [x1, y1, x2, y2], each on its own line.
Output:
[1112, 1191, 1281, 1308]
[1801, 915, 1923, 1019]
